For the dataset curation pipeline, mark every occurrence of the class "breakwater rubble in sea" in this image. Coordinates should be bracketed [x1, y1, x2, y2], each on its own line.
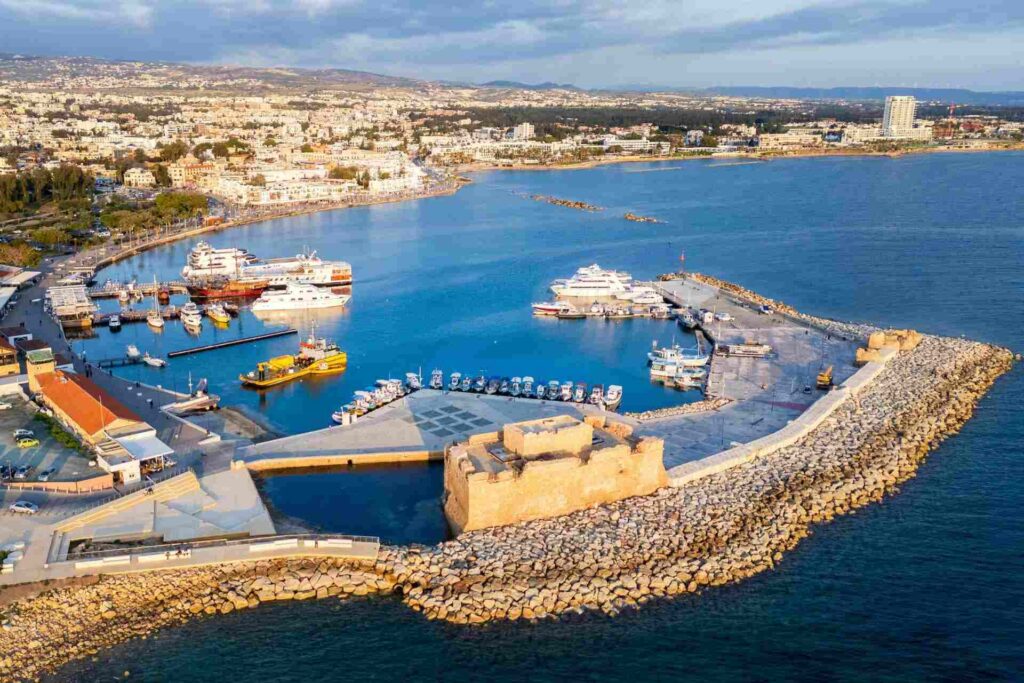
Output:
[0, 335, 1013, 680]
[530, 194, 603, 212]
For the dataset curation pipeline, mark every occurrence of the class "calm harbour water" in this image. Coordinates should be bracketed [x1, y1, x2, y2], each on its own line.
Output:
[57, 153, 1023, 681]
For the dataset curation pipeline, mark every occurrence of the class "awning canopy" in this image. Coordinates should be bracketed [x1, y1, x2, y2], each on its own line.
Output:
[111, 430, 174, 462]
[2, 270, 40, 287]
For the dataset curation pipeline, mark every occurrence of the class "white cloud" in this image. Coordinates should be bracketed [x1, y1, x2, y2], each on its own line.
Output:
[0, 0, 152, 27]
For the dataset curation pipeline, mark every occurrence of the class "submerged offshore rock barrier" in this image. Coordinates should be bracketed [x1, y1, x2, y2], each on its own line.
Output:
[0, 333, 1014, 680]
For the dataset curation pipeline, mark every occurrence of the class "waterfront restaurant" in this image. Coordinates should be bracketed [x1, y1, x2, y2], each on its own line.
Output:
[28, 360, 173, 485]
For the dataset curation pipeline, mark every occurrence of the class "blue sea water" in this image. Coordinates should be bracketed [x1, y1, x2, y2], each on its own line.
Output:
[54, 153, 1023, 681]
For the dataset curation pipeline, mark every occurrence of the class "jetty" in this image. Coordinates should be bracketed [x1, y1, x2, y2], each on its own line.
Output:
[88, 280, 190, 300]
[167, 328, 297, 358]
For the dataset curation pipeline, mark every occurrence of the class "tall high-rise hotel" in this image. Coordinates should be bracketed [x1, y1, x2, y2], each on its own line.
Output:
[882, 96, 917, 137]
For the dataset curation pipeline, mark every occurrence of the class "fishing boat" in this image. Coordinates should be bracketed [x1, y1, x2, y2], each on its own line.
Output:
[142, 353, 167, 368]
[461, 375, 473, 392]
[332, 405, 353, 424]
[108, 314, 121, 331]
[499, 377, 510, 394]
[522, 376, 534, 396]
[535, 382, 547, 399]
[649, 341, 709, 368]
[429, 369, 443, 390]
[206, 303, 231, 325]
[239, 328, 347, 388]
[589, 384, 604, 404]
[407, 372, 423, 390]
[473, 376, 486, 392]
[677, 310, 699, 330]
[126, 344, 141, 360]
[485, 377, 500, 395]
[560, 382, 573, 401]
[449, 372, 462, 391]
[604, 385, 623, 409]
[573, 383, 588, 403]
[510, 377, 522, 397]
[548, 380, 561, 399]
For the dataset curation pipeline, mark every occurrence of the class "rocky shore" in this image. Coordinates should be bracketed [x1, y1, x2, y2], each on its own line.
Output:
[0, 333, 1014, 680]
[624, 396, 732, 421]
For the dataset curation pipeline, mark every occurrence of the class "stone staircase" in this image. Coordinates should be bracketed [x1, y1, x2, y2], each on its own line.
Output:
[46, 472, 201, 563]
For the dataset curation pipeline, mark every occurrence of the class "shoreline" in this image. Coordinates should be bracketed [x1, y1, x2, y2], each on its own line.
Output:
[456, 143, 1024, 174]
[0, 276, 1014, 681]
[77, 181, 464, 274]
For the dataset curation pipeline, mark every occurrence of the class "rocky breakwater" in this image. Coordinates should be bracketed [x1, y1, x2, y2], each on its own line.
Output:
[625, 396, 732, 421]
[0, 559, 392, 681]
[386, 334, 1013, 624]
[0, 334, 1014, 679]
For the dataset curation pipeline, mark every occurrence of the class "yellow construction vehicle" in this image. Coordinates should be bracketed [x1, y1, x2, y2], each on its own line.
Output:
[816, 365, 834, 390]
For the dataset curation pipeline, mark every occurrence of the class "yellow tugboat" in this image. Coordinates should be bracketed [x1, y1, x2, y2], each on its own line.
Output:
[239, 327, 347, 388]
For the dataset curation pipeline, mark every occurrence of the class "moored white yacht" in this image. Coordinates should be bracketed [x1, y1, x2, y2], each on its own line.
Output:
[251, 283, 350, 312]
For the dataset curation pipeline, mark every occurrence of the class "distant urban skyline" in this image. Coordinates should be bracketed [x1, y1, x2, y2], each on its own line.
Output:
[0, 0, 1022, 90]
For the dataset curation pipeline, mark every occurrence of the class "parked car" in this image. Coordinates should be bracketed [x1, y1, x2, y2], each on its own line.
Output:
[8, 501, 38, 515]
[0, 463, 11, 479]
[13, 429, 34, 440]
[38, 468, 56, 482]
[17, 437, 40, 448]
[13, 465, 31, 479]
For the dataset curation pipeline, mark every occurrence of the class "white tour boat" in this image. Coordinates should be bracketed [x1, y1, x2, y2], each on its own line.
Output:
[126, 344, 141, 360]
[251, 283, 350, 312]
[142, 353, 167, 368]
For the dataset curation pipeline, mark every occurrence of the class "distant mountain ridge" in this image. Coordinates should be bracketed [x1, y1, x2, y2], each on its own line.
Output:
[480, 80, 580, 91]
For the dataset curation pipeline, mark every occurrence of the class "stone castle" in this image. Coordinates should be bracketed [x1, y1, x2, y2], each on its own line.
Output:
[443, 414, 666, 534]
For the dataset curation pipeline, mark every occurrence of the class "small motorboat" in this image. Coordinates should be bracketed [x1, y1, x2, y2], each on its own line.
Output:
[473, 375, 486, 393]
[548, 380, 562, 399]
[559, 382, 573, 401]
[499, 377, 510, 394]
[126, 344, 141, 360]
[589, 384, 604, 404]
[206, 303, 231, 325]
[429, 369, 443, 390]
[535, 382, 547, 399]
[449, 372, 462, 391]
[108, 314, 121, 331]
[573, 383, 588, 403]
[604, 385, 623, 409]
[522, 376, 534, 396]
[532, 301, 571, 316]
[510, 377, 522, 397]
[462, 375, 474, 392]
[485, 377, 500, 395]
[406, 372, 423, 390]
[142, 353, 167, 368]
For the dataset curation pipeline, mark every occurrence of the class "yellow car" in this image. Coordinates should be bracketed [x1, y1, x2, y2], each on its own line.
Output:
[16, 437, 40, 448]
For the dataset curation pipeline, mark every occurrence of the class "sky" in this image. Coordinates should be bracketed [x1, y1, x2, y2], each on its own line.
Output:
[0, 0, 1022, 90]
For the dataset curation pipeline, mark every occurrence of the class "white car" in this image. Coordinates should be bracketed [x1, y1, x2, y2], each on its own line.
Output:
[714, 312, 734, 322]
[8, 501, 38, 514]
[13, 429, 34, 440]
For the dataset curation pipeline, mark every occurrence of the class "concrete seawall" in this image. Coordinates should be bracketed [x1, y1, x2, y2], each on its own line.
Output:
[667, 348, 897, 486]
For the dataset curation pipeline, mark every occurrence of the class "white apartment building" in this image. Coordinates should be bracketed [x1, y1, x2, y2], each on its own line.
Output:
[882, 96, 917, 138]
[511, 122, 535, 140]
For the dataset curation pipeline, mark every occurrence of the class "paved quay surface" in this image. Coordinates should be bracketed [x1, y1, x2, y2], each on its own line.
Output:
[641, 278, 859, 468]
[239, 390, 604, 467]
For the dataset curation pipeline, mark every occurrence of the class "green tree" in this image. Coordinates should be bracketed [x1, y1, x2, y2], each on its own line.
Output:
[159, 140, 189, 162]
